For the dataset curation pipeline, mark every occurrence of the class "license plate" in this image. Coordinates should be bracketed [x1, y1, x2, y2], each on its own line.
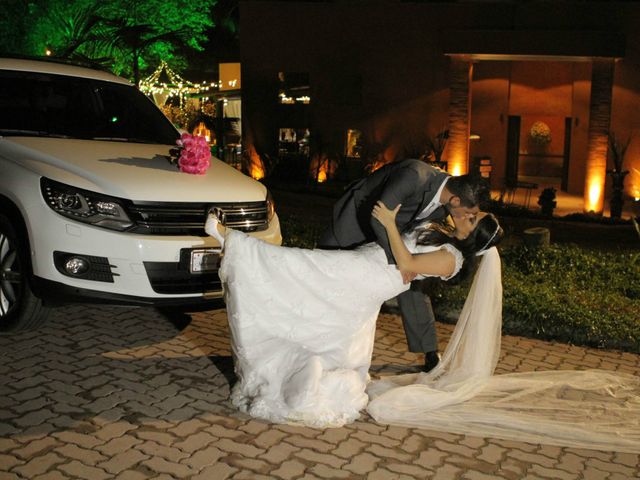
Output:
[190, 248, 221, 274]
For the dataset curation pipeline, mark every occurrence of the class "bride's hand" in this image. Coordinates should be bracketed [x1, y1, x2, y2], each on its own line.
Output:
[400, 269, 417, 284]
[372, 201, 400, 229]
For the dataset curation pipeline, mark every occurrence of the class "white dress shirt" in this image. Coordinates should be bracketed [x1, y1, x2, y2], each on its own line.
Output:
[415, 177, 449, 220]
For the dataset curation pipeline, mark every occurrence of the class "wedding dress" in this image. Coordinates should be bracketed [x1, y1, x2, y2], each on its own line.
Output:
[220, 228, 640, 453]
[367, 248, 640, 453]
[219, 227, 463, 428]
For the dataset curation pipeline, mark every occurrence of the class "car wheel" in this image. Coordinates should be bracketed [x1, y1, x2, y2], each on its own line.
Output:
[0, 214, 51, 332]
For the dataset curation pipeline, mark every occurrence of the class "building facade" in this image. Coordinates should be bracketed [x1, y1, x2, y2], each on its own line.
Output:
[240, 1, 640, 214]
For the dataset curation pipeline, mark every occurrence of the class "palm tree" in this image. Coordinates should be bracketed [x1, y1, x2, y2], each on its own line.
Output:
[25, 0, 215, 86]
[54, 7, 111, 62]
[607, 132, 631, 219]
[104, 19, 189, 86]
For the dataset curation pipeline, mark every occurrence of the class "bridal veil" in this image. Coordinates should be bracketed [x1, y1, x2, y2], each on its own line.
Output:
[367, 247, 640, 453]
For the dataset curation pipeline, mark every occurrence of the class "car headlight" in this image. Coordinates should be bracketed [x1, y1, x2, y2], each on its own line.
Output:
[41, 178, 134, 231]
[266, 190, 276, 222]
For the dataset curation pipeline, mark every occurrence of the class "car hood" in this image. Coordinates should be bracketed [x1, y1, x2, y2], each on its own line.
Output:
[1, 137, 266, 202]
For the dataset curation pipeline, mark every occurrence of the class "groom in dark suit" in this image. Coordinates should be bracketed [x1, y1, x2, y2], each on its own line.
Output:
[318, 159, 486, 372]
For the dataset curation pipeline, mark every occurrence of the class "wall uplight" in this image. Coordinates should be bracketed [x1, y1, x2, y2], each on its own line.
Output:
[586, 177, 604, 213]
[243, 143, 264, 180]
[449, 163, 464, 177]
[310, 155, 336, 183]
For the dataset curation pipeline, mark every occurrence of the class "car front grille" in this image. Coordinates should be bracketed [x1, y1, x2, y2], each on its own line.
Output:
[143, 261, 223, 295]
[127, 201, 269, 235]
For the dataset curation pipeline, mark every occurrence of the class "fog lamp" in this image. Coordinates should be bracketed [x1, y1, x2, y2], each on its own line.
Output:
[64, 257, 89, 275]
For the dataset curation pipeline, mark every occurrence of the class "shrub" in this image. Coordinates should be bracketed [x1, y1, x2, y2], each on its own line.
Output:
[279, 213, 323, 249]
[432, 244, 640, 353]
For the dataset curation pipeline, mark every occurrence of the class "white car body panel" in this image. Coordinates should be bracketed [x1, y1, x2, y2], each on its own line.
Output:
[2, 137, 268, 202]
[0, 140, 282, 299]
[0, 58, 282, 309]
[0, 58, 131, 84]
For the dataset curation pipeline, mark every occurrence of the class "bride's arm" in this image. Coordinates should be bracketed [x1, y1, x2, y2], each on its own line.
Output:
[372, 201, 456, 278]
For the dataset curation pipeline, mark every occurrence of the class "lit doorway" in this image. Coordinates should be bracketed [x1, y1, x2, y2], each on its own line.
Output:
[506, 115, 571, 191]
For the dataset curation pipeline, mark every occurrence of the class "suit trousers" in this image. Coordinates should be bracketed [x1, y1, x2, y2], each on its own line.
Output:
[317, 226, 338, 248]
[396, 281, 438, 353]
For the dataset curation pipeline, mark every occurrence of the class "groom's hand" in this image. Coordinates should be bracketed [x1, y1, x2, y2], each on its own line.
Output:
[400, 269, 417, 284]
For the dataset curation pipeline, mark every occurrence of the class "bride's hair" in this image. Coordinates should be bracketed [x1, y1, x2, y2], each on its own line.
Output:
[417, 213, 503, 283]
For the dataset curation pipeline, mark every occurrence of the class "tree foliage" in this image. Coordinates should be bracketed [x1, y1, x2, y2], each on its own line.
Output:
[0, 0, 33, 55]
[1, 0, 216, 83]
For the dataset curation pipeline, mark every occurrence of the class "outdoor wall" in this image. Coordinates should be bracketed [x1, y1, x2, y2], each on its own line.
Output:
[510, 61, 575, 191]
[612, 6, 640, 202]
[240, 1, 454, 168]
[469, 62, 510, 189]
[570, 64, 592, 197]
[470, 60, 595, 195]
[241, 1, 640, 203]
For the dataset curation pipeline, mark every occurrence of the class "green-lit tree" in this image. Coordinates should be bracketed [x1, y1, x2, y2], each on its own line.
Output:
[47, 5, 112, 64]
[2, 0, 216, 84]
[10, 0, 111, 59]
[0, 0, 33, 55]
[99, 0, 215, 85]
[102, 19, 191, 86]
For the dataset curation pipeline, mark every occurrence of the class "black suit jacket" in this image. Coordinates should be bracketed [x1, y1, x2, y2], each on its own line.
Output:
[327, 159, 449, 263]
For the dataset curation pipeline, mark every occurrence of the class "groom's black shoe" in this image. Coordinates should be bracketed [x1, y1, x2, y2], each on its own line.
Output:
[423, 351, 440, 372]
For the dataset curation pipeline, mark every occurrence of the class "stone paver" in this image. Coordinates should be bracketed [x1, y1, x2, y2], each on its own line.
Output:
[0, 305, 638, 479]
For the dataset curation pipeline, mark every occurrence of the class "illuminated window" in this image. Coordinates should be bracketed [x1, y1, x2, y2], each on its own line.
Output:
[278, 72, 311, 104]
[279, 128, 310, 157]
[345, 129, 363, 158]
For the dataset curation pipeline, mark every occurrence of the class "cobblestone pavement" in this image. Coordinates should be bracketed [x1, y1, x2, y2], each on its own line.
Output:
[1, 305, 639, 479]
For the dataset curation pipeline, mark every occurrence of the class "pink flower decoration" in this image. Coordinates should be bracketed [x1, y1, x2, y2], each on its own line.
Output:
[175, 133, 211, 175]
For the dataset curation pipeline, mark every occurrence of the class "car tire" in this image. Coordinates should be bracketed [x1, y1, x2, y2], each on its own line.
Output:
[0, 214, 51, 332]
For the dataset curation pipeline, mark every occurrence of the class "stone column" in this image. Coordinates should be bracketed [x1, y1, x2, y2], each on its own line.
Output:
[584, 58, 615, 214]
[447, 58, 473, 176]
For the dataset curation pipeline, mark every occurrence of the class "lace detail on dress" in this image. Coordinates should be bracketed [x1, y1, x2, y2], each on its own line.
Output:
[220, 230, 407, 428]
[437, 243, 463, 281]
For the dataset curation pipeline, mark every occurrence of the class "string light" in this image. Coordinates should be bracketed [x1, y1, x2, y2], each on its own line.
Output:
[139, 61, 219, 108]
[279, 93, 294, 104]
[278, 93, 312, 105]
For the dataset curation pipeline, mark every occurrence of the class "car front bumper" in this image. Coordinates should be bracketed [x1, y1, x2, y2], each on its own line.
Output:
[26, 201, 282, 303]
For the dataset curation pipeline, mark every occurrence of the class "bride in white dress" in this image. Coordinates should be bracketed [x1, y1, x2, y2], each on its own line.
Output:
[207, 201, 640, 453]
[206, 204, 501, 428]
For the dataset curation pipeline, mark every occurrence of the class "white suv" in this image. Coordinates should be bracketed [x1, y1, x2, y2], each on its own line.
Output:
[0, 57, 282, 331]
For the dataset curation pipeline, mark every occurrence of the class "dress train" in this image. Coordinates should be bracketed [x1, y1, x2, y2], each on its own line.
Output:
[367, 248, 640, 453]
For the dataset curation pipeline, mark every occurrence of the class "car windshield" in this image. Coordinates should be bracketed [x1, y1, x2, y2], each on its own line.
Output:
[0, 70, 179, 145]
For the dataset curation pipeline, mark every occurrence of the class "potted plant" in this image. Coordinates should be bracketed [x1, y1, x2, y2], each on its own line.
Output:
[528, 121, 552, 151]
[538, 187, 557, 216]
[425, 129, 449, 170]
[607, 132, 631, 219]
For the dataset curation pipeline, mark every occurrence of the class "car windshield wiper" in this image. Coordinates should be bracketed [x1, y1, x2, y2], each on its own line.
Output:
[0, 129, 70, 138]
[92, 136, 155, 144]
[92, 136, 129, 141]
